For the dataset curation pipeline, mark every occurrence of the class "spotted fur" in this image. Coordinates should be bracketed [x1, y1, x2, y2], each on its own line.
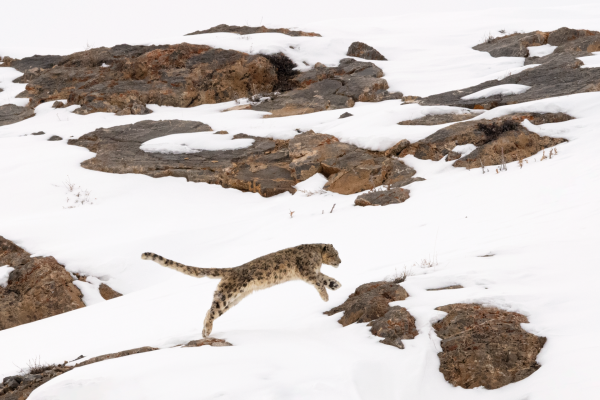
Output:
[141, 244, 342, 337]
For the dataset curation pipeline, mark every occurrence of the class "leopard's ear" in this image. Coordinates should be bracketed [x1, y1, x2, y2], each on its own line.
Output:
[322, 244, 328, 252]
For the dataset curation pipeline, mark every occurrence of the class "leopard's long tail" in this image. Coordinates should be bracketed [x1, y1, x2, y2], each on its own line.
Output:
[141, 252, 230, 278]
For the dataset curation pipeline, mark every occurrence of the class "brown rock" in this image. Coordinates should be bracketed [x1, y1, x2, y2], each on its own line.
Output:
[185, 24, 321, 37]
[384, 139, 410, 157]
[422, 27, 600, 108]
[434, 303, 546, 389]
[399, 113, 571, 167]
[398, 112, 479, 126]
[324, 281, 408, 326]
[252, 58, 401, 117]
[368, 306, 418, 349]
[0, 104, 34, 127]
[0, 236, 85, 331]
[52, 101, 66, 109]
[99, 283, 122, 300]
[347, 42, 387, 61]
[12, 44, 289, 114]
[183, 338, 232, 347]
[354, 187, 410, 207]
[325, 281, 416, 349]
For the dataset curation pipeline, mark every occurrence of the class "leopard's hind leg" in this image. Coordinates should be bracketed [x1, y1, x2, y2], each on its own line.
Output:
[202, 279, 249, 337]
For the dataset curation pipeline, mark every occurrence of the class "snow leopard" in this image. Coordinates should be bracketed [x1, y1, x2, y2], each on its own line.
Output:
[142, 244, 342, 337]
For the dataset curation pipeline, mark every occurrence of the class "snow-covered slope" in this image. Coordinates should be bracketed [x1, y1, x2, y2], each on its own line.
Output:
[1, 1, 600, 399]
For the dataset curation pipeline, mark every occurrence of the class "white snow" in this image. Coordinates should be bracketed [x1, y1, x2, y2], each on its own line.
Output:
[140, 131, 255, 154]
[0, 266, 14, 288]
[461, 84, 532, 100]
[528, 44, 557, 57]
[1, 1, 600, 399]
[578, 51, 600, 68]
[451, 143, 477, 155]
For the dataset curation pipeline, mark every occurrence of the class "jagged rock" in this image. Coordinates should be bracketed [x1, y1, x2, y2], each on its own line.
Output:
[355, 187, 410, 207]
[367, 306, 418, 349]
[75, 346, 158, 367]
[421, 27, 600, 109]
[12, 44, 289, 114]
[434, 303, 546, 389]
[347, 42, 387, 61]
[47, 135, 62, 141]
[384, 139, 410, 157]
[99, 283, 122, 300]
[324, 281, 408, 326]
[325, 281, 416, 349]
[68, 120, 297, 198]
[0, 104, 34, 127]
[252, 58, 401, 117]
[399, 113, 571, 167]
[289, 131, 421, 194]
[398, 112, 479, 126]
[183, 338, 232, 347]
[0, 236, 85, 331]
[70, 124, 421, 197]
[339, 112, 353, 118]
[186, 24, 321, 37]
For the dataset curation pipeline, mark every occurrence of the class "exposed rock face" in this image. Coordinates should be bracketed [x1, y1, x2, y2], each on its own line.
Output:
[399, 113, 571, 167]
[347, 42, 387, 61]
[434, 304, 547, 389]
[252, 58, 401, 117]
[69, 123, 422, 197]
[421, 27, 600, 109]
[186, 24, 321, 37]
[383, 139, 410, 157]
[12, 44, 286, 115]
[355, 187, 410, 207]
[0, 104, 34, 127]
[325, 281, 416, 349]
[99, 283, 122, 300]
[398, 112, 479, 126]
[0, 236, 85, 331]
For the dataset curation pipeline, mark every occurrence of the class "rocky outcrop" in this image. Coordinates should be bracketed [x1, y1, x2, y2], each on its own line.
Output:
[186, 24, 321, 37]
[398, 112, 479, 126]
[12, 44, 288, 115]
[325, 281, 416, 349]
[399, 113, 571, 167]
[421, 27, 600, 109]
[251, 58, 401, 117]
[0, 104, 34, 127]
[0, 236, 85, 331]
[346, 42, 387, 61]
[99, 283, 122, 300]
[69, 122, 422, 197]
[355, 187, 410, 207]
[182, 338, 232, 347]
[434, 304, 546, 389]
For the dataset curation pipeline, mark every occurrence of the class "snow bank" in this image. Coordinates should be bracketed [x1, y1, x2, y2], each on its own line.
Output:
[528, 44, 557, 57]
[461, 84, 531, 100]
[140, 132, 255, 154]
[0, 266, 14, 288]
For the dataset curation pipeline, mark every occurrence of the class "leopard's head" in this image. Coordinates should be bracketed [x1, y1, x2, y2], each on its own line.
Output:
[321, 244, 341, 267]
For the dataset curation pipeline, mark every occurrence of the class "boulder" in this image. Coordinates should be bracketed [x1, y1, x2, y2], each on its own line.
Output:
[347, 42, 387, 61]
[0, 104, 34, 127]
[421, 27, 600, 109]
[0, 236, 85, 331]
[398, 112, 479, 126]
[252, 58, 401, 117]
[12, 44, 288, 115]
[99, 283, 122, 300]
[47, 135, 63, 141]
[325, 281, 417, 349]
[70, 124, 422, 197]
[339, 112, 353, 118]
[399, 113, 571, 167]
[434, 303, 547, 389]
[186, 24, 321, 37]
[52, 101, 65, 109]
[355, 187, 410, 207]
[384, 139, 410, 157]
